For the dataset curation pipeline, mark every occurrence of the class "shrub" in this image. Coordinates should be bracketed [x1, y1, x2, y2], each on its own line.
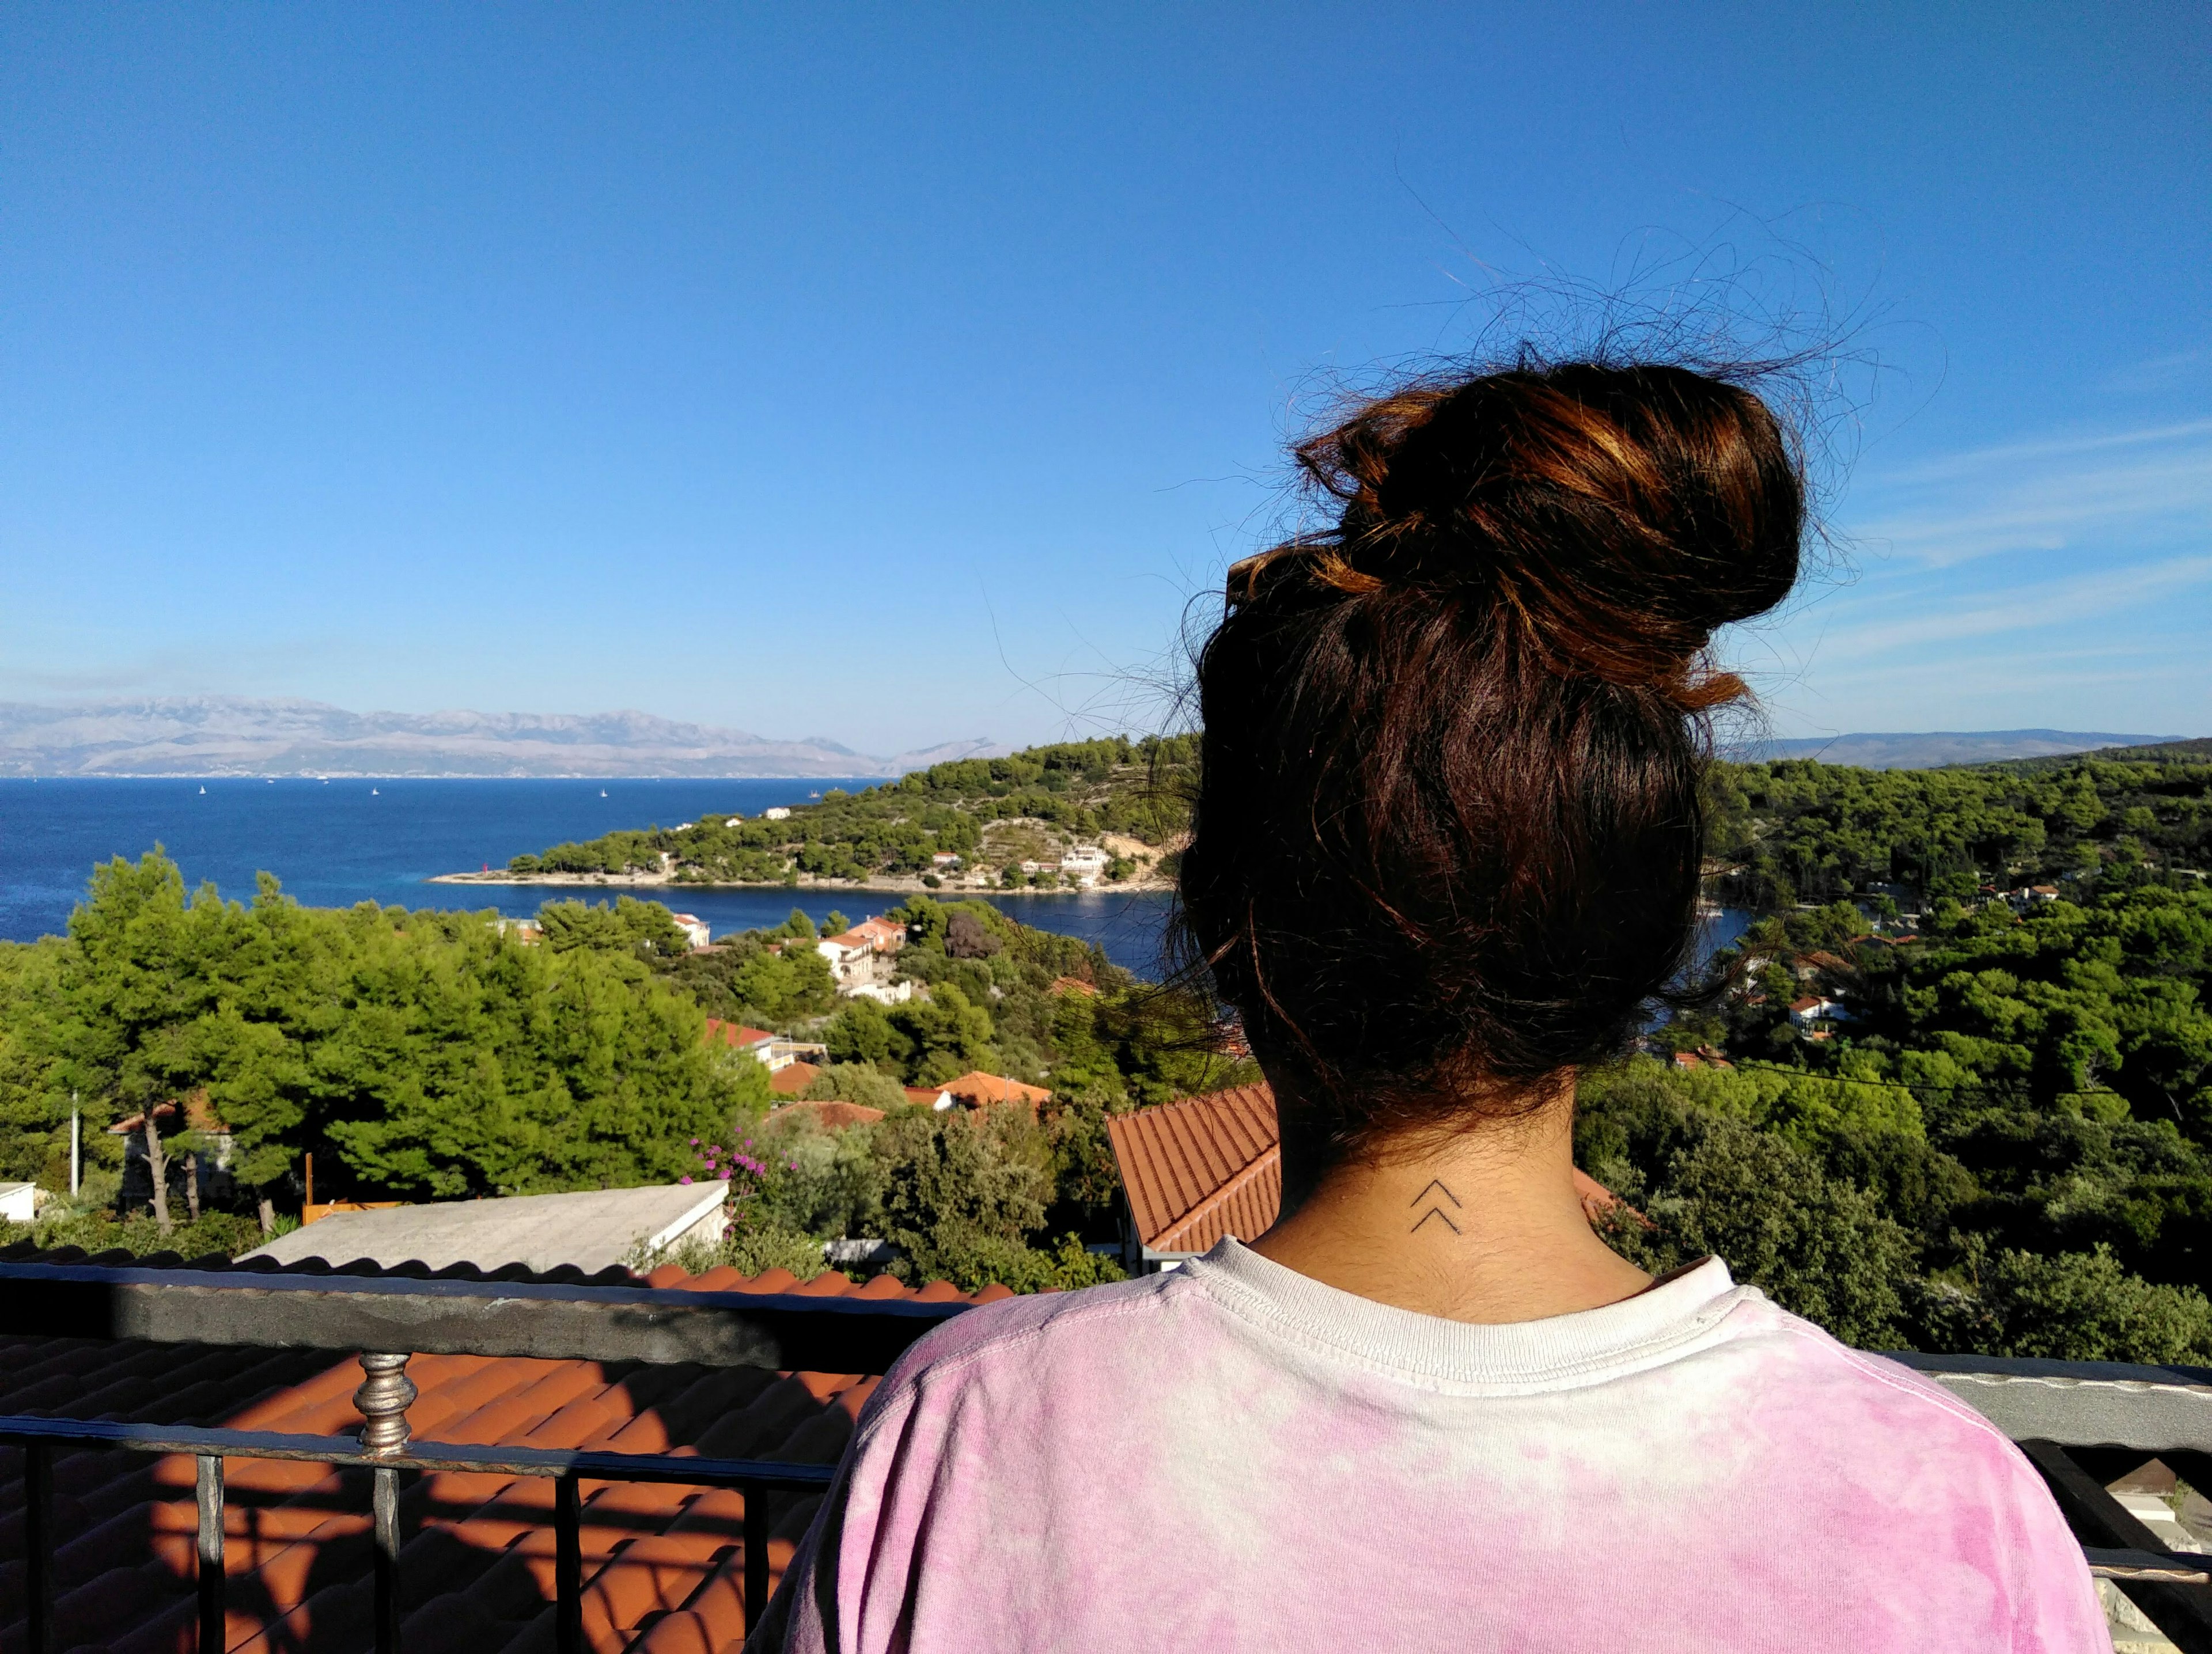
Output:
[1597, 1112, 1916, 1349]
[908, 1230, 1127, 1294]
[799, 1063, 910, 1114]
[0, 1208, 272, 1260]
[1914, 1243, 2212, 1363]
[626, 1222, 830, 1281]
[874, 1107, 1047, 1284]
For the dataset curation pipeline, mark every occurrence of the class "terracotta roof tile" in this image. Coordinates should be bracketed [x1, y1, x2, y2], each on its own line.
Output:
[766, 1099, 885, 1131]
[938, 1072, 1051, 1111]
[1108, 1082, 1635, 1254]
[767, 1060, 821, 1097]
[700, 1019, 774, 1049]
[0, 1244, 989, 1652]
[1107, 1082, 1282, 1255]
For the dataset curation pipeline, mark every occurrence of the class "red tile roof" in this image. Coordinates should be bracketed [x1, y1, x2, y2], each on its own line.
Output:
[0, 1247, 1005, 1653]
[702, 1020, 774, 1050]
[1107, 1083, 1281, 1256]
[1108, 1083, 1634, 1253]
[767, 1061, 821, 1098]
[1047, 976, 1099, 998]
[939, 1072, 1051, 1112]
[766, 1099, 885, 1131]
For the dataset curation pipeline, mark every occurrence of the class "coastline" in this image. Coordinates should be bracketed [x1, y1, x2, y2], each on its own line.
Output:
[428, 868, 1177, 897]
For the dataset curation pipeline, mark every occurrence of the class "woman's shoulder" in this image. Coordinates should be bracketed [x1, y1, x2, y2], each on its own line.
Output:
[874, 1269, 1195, 1399]
[1716, 1293, 2062, 1493]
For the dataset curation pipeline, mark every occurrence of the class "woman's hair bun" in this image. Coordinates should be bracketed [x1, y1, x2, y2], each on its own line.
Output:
[1248, 362, 1803, 710]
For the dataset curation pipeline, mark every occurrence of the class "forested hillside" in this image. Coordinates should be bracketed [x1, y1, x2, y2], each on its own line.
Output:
[506, 735, 1198, 883]
[1614, 745, 2212, 1361]
[1708, 749, 2211, 910]
[509, 733, 2208, 913]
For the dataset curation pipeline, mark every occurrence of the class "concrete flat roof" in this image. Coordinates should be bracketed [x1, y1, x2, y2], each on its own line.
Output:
[242, 1183, 728, 1275]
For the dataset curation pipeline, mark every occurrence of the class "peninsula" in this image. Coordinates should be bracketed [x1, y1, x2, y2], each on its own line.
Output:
[433, 735, 1196, 896]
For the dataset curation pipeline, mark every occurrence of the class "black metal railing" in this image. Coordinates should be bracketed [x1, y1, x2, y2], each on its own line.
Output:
[3, 1258, 2210, 1652]
[1, 1257, 968, 1653]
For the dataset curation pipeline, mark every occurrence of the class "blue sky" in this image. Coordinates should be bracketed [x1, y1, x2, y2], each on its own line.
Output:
[1, 3, 2205, 754]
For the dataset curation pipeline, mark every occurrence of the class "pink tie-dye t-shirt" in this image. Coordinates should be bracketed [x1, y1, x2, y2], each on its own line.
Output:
[755, 1243, 2106, 1653]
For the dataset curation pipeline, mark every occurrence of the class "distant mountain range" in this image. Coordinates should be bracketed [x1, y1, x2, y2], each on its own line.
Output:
[0, 702, 2191, 779]
[0, 698, 1011, 779]
[1737, 729, 2190, 769]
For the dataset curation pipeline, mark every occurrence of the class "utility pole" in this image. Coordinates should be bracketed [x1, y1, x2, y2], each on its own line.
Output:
[69, 1092, 80, 1200]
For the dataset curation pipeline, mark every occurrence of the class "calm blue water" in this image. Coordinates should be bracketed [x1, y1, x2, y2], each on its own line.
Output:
[0, 776, 1179, 973]
[0, 777, 1749, 985]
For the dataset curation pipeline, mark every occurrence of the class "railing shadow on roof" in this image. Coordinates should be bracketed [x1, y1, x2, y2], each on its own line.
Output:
[0, 1249, 971, 1653]
[3, 1253, 2211, 1652]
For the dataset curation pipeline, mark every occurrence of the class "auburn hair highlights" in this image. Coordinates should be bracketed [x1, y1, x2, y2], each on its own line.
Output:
[1176, 361, 1804, 1160]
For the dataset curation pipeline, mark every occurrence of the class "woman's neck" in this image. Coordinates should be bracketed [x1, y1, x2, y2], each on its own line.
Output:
[1247, 1073, 1653, 1325]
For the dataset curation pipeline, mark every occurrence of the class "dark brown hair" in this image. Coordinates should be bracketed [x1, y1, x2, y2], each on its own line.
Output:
[1175, 360, 1802, 1159]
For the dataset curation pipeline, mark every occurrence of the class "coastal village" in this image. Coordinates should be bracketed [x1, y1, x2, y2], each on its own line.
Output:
[439, 822, 1164, 896]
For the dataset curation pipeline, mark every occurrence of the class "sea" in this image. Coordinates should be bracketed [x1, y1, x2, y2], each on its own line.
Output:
[0, 776, 1180, 973]
[0, 776, 1751, 981]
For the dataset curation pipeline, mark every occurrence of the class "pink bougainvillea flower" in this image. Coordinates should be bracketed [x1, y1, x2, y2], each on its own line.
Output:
[679, 1175, 692, 1185]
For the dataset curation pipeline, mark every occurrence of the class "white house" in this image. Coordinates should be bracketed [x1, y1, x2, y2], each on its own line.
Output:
[847, 980, 915, 1006]
[1788, 996, 1844, 1031]
[0, 1181, 37, 1223]
[1060, 845, 1108, 877]
[704, 1020, 826, 1072]
[763, 807, 792, 821]
[667, 912, 713, 951]
[816, 930, 874, 985]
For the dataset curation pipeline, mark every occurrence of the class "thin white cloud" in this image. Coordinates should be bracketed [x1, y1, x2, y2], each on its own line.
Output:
[1842, 420, 2212, 567]
[2101, 350, 2212, 396]
[1810, 553, 2212, 657]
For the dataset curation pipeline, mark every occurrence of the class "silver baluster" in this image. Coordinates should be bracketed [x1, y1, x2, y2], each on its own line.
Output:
[354, 1352, 418, 1456]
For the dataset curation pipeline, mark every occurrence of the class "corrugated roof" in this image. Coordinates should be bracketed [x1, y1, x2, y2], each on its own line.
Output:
[1107, 1084, 1634, 1254]
[0, 1243, 1003, 1653]
[1106, 1083, 1281, 1256]
[240, 1185, 728, 1276]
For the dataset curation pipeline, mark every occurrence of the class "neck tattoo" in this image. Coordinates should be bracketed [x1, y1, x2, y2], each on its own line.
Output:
[1408, 1178, 1463, 1235]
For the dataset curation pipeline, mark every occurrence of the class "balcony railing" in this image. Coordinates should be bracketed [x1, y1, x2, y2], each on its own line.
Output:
[3, 1257, 2210, 1652]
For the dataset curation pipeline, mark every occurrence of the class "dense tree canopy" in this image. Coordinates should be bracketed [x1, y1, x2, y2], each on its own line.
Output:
[1615, 748, 2212, 1360]
[1709, 751, 2210, 910]
[0, 852, 759, 1205]
[507, 735, 1200, 883]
